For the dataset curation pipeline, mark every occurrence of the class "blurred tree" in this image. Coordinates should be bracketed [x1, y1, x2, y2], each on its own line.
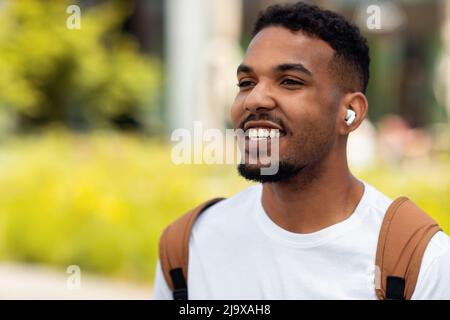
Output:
[0, 0, 160, 131]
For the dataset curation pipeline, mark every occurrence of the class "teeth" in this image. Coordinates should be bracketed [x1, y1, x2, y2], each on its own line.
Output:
[258, 128, 269, 138]
[270, 130, 277, 138]
[247, 128, 281, 139]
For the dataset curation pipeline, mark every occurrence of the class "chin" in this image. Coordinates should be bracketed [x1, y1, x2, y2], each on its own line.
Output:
[237, 162, 303, 183]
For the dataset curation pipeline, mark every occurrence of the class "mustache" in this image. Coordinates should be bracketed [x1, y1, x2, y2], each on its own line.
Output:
[239, 113, 287, 132]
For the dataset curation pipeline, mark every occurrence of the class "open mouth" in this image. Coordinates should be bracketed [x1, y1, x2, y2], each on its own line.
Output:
[243, 120, 287, 141]
[245, 127, 286, 140]
[242, 126, 286, 159]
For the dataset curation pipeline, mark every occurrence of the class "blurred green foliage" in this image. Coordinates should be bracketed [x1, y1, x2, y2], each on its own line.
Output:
[0, 131, 250, 283]
[0, 132, 448, 284]
[0, 0, 160, 130]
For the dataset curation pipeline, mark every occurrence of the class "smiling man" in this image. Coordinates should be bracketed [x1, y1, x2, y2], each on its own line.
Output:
[153, 2, 450, 300]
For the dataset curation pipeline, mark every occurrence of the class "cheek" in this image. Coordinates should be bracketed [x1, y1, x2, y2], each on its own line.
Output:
[296, 112, 337, 153]
[285, 102, 321, 134]
[230, 95, 244, 128]
[286, 90, 335, 130]
[284, 101, 335, 147]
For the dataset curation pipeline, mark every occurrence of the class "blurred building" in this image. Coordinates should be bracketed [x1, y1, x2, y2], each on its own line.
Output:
[4, 0, 445, 133]
[157, 0, 449, 132]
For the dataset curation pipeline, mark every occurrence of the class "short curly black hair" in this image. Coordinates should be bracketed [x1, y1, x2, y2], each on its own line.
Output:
[252, 2, 370, 94]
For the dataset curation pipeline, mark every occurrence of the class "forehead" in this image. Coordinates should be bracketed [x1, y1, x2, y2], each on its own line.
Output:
[243, 26, 335, 75]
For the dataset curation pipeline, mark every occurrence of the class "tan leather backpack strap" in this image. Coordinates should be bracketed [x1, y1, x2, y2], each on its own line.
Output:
[158, 197, 225, 299]
[375, 196, 442, 300]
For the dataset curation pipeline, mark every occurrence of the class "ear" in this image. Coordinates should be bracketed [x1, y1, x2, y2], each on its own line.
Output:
[338, 92, 368, 135]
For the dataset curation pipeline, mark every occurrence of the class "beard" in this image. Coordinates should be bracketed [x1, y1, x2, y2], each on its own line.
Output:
[237, 128, 335, 185]
[237, 161, 304, 183]
[235, 109, 338, 185]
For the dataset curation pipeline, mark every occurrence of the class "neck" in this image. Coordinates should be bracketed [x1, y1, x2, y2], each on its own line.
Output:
[261, 149, 364, 234]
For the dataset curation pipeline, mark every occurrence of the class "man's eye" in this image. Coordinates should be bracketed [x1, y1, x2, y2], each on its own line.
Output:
[281, 79, 304, 86]
[237, 81, 254, 88]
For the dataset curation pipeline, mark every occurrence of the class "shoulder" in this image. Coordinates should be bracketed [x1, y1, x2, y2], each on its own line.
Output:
[360, 181, 450, 299]
[413, 231, 450, 299]
[191, 184, 262, 238]
[425, 231, 450, 257]
[362, 182, 393, 212]
[358, 181, 393, 225]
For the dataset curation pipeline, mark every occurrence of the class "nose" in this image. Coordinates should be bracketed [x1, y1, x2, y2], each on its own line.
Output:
[244, 82, 276, 114]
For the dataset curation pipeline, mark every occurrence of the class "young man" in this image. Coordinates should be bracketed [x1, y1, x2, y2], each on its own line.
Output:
[153, 2, 450, 299]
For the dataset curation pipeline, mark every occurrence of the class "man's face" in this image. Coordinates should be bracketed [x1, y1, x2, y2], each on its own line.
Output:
[231, 26, 342, 182]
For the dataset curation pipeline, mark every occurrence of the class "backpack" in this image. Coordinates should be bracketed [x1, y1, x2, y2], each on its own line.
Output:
[158, 196, 441, 300]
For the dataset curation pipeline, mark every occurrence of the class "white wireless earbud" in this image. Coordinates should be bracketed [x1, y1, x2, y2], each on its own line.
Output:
[345, 109, 356, 126]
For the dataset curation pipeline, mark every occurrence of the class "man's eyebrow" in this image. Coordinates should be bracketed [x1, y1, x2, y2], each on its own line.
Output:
[237, 64, 253, 75]
[275, 63, 312, 76]
[236, 63, 313, 77]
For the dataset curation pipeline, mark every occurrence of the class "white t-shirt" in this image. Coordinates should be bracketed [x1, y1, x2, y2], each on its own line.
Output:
[153, 181, 450, 299]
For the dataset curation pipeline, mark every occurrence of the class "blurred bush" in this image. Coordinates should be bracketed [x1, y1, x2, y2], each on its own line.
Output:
[0, 131, 448, 283]
[0, 130, 250, 283]
[0, 0, 160, 131]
